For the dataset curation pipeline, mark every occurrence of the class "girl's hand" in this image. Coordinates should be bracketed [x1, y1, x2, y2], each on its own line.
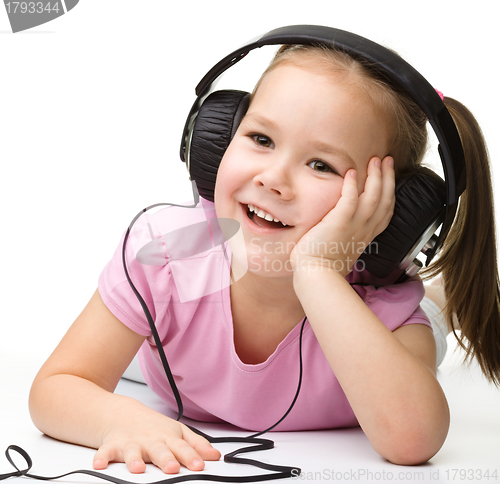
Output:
[291, 156, 395, 277]
[30, 288, 220, 476]
[93, 408, 221, 474]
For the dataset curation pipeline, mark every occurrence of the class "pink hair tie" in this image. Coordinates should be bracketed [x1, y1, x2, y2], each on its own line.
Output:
[435, 89, 444, 101]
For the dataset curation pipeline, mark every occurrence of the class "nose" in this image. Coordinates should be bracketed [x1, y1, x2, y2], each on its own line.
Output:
[253, 162, 294, 200]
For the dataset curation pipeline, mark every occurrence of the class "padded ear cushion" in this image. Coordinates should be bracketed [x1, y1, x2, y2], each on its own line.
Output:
[358, 169, 446, 279]
[189, 90, 251, 202]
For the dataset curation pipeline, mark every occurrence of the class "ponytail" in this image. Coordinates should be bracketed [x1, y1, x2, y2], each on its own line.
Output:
[424, 97, 500, 386]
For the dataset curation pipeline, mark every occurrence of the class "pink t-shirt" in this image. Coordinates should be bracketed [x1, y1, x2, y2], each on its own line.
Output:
[98, 200, 431, 432]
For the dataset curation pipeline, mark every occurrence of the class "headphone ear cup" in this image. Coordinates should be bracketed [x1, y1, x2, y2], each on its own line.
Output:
[188, 90, 251, 202]
[358, 169, 446, 279]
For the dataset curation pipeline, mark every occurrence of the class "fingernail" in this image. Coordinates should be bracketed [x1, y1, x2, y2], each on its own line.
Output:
[192, 459, 204, 469]
[388, 158, 394, 168]
[350, 170, 357, 178]
[374, 159, 381, 168]
[164, 461, 179, 472]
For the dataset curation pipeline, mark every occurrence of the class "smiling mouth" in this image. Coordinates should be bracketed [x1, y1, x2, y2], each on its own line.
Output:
[245, 204, 291, 229]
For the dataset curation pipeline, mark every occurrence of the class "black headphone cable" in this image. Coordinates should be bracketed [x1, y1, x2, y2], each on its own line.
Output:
[1, 194, 303, 484]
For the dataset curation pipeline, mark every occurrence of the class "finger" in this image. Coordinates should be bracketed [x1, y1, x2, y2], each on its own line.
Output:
[355, 157, 383, 222]
[377, 156, 396, 229]
[381, 156, 395, 203]
[147, 441, 182, 474]
[328, 169, 359, 223]
[122, 442, 147, 474]
[165, 435, 206, 471]
[344, 168, 359, 195]
[182, 426, 221, 462]
[93, 443, 121, 470]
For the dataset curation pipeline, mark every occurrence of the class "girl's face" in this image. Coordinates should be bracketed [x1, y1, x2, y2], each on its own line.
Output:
[214, 62, 390, 278]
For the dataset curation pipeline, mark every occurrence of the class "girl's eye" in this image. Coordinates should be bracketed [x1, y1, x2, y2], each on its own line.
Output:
[308, 160, 336, 174]
[251, 134, 274, 148]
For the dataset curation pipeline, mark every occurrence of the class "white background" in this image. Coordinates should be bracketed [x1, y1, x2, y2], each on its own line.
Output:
[1, 1, 500, 479]
[0, 0, 500, 360]
[0, 0, 498, 413]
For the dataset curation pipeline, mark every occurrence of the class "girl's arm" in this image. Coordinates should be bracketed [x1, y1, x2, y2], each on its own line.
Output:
[293, 269, 449, 465]
[29, 289, 220, 474]
[291, 157, 449, 465]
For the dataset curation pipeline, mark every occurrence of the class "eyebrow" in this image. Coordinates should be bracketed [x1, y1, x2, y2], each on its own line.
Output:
[241, 112, 280, 133]
[241, 112, 356, 169]
[312, 140, 356, 169]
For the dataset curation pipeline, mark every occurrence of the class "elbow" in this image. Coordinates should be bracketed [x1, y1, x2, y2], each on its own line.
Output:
[380, 439, 442, 466]
[28, 373, 57, 434]
[374, 415, 450, 466]
[28, 378, 45, 432]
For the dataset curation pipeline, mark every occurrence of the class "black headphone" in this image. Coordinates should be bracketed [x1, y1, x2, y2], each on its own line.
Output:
[179, 25, 466, 281]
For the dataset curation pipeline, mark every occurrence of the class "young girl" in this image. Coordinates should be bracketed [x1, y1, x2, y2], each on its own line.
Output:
[28, 32, 500, 473]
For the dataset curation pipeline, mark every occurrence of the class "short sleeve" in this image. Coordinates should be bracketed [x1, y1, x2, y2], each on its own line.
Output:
[98, 212, 176, 339]
[97, 200, 216, 340]
[347, 271, 432, 332]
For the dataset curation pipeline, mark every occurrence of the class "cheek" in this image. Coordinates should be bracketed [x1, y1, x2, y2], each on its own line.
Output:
[215, 147, 235, 190]
[215, 140, 257, 196]
[214, 168, 232, 218]
[214, 150, 247, 214]
[302, 181, 343, 226]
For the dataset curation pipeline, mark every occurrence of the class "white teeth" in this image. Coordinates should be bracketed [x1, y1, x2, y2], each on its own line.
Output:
[247, 204, 287, 226]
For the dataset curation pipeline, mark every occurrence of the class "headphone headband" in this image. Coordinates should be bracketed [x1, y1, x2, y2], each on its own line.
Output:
[180, 25, 466, 263]
[196, 26, 442, 114]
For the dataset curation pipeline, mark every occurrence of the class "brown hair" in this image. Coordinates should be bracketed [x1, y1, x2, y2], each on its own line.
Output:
[256, 44, 500, 385]
[425, 98, 500, 385]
